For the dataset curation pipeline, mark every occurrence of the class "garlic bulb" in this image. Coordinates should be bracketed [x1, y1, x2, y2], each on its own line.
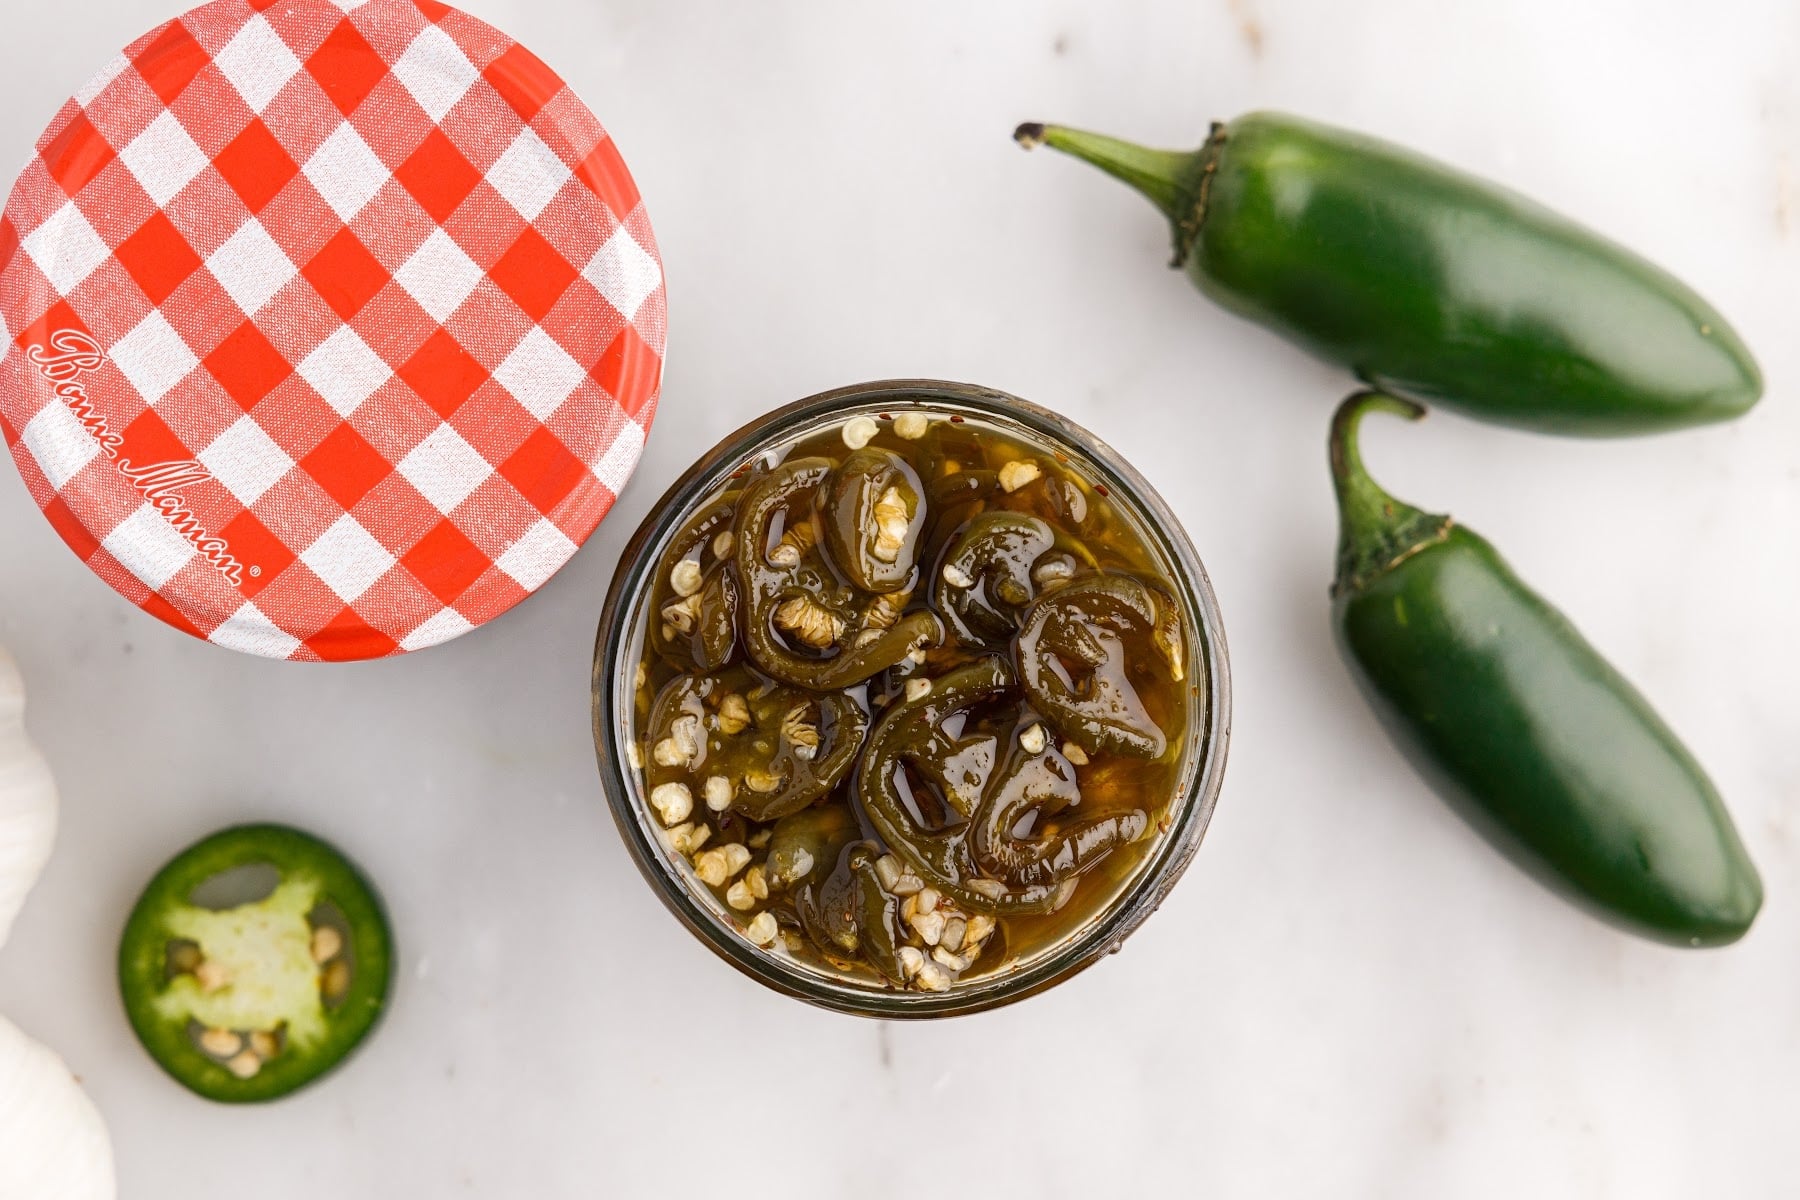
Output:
[0, 645, 115, 1198]
[0, 1015, 115, 1198]
[0, 646, 57, 948]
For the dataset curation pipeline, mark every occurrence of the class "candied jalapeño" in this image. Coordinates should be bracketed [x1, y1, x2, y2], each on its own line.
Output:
[631, 405, 1197, 993]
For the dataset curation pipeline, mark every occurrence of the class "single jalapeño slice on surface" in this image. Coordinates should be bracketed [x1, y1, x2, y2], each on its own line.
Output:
[118, 824, 393, 1102]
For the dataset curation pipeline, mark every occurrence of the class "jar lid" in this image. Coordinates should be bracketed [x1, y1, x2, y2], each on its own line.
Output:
[0, 0, 665, 661]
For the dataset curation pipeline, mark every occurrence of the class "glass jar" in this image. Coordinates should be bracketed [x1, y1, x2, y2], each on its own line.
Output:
[592, 380, 1231, 1017]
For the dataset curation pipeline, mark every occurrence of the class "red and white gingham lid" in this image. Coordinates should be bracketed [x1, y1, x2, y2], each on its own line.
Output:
[0, 0, 664, 661]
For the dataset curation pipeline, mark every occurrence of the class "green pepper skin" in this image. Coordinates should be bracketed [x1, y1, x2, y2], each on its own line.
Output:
[118, 824, 393, 1103]
[1330, 393, 1761, 945]
[849, 847, 909, 984]
[645, 671, 868, 823]
[824, 448, 926, 594]
[651, 493, 740, 671]
[1015, 575, 1169, 759]
[1018, 115, 1760, 436]
[859, 658, 1091, 916]
[766, 804, 859, 892]
[796, 843, 867, 960]
[735, 458, 942, 689]
[935, 512, 1056, 645]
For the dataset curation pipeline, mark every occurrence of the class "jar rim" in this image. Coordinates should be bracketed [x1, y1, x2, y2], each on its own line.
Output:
[591, 379, 1233, 1018]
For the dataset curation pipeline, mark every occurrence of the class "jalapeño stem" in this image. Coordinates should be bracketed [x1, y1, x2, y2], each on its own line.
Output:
[1328, 391, 1451, 598]
[1013, 122, 1193, 222]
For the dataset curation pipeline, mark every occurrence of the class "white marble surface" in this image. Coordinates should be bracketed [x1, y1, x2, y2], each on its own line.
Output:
[2, 1, 1798, 1196]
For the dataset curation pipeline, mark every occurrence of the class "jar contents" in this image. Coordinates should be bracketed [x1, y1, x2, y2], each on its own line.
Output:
[630, 408, 1196, 992]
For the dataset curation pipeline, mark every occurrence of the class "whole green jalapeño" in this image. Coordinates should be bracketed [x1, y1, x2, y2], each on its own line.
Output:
[1016, 114, 1761, 436]
[1329, 392, 1762, 945]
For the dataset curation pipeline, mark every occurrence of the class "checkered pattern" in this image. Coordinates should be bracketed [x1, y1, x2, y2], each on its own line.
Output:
[0, 0, 664, 661]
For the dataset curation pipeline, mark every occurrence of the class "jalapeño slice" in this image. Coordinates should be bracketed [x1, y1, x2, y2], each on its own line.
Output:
[118, 824, 393, 1103]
